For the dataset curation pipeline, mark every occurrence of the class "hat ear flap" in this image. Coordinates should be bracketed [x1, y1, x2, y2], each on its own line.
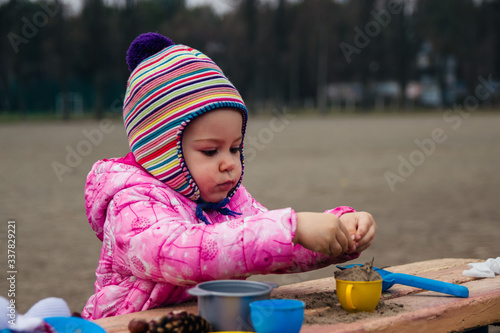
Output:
[126, 32, 174, 72]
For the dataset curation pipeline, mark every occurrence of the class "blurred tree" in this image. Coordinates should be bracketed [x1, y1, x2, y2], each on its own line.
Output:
[217, 0, 262, 111]
[274, 0, 288, 104]
[0, 0, 43, 116]
[316, 0, 328, 114]
[41, 0, 71, 119]
[382, 0, 419, 110]
[479, 0, 500, 83]
[287, 1, 301, 108]
[288, 0, 324, 106]
[356, 0, 376, 110]
[80, 0, 109, 119]
[394, 1, 412, 109]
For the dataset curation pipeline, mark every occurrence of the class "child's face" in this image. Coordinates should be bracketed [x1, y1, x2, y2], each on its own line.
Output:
[182, 108, 243, 203]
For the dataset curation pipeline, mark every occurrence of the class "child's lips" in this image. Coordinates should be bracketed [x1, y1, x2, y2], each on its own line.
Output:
[218, 180, 234, 191]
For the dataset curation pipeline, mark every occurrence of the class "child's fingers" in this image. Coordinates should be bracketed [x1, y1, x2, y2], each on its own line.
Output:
[339, 212, 359, 239]
[356, 225, 376, 251]
[354, 212, 376, 240]
[355, 218, 376, 252]
[355, 223, 368, 242]
[327, 222, 352, 256]
[328, 238, 344, 257]
[339, 221, 356, 253]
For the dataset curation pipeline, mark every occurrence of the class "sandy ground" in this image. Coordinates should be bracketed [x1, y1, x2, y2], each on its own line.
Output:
[0, 112, 499, 317]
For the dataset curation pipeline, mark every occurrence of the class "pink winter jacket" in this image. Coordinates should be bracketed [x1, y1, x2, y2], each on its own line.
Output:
[82, 154, 359, 319]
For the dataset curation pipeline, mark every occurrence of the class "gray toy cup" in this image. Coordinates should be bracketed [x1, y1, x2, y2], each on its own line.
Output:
[188, 280, 278, 331]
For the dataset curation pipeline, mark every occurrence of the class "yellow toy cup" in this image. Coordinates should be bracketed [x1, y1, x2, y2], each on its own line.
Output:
[335, 279, 383, 313]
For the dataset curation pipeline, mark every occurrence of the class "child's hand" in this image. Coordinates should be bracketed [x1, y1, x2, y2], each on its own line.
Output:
[339, 212, 376, 252]
[294, 212, 356, 257]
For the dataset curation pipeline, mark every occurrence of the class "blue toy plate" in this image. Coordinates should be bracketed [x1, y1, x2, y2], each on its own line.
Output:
[44, 317, 105, 333]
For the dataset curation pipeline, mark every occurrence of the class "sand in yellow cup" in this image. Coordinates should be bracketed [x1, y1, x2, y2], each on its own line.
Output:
[335, 279, 383, 313]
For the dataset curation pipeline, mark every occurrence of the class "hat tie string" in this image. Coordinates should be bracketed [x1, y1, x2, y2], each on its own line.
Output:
[195, 198, 242, 225]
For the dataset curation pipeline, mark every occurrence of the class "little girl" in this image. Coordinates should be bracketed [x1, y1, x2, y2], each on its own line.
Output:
[82, 32, 376, 319]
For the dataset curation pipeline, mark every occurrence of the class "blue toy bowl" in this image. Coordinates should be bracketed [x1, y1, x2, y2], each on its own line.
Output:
[249, 299, 305, 333]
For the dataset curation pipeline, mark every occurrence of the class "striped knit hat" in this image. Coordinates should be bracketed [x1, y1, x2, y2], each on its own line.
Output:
[123, 32, 248, 202]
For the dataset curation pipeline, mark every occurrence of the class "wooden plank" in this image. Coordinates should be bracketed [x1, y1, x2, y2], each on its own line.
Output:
[386, 258, 483, 275]
[93, 258, 498, 333]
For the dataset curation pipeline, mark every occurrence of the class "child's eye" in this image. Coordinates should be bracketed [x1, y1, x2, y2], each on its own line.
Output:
[202, 150, 217, 156]
[230, 147, 241, 154]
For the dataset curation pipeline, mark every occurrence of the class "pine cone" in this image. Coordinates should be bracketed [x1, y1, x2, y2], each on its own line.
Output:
[129, 319, 149, 333]
[128, 311, 213, 333]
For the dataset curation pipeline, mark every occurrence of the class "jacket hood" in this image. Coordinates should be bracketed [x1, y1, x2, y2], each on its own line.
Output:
[85, 155, 169, 241]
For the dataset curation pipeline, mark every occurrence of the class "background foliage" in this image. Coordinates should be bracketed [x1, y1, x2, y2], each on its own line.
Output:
[1, 0, 499, 118]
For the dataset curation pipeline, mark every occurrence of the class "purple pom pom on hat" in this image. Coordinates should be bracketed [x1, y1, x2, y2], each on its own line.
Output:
[126, 32, 174, 72]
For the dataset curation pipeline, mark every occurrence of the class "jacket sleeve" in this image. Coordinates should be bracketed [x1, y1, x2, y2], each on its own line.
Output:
[226, 188, 359, 274]
[108, 185, 303, 286]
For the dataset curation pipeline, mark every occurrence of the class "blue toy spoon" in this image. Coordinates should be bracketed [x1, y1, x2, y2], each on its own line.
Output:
[336, 264, 469, 298]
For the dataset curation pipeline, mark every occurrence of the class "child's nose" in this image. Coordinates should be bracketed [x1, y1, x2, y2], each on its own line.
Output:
[219, 154, 236, 172]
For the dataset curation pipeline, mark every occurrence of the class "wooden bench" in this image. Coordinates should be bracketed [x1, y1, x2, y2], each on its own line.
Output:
[93, 258, 500, 332]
